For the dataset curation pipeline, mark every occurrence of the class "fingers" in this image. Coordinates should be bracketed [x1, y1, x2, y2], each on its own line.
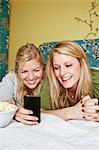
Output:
[83, 105, 99, 113]
[15, 115, 38, 125]
[81, 95, 91, 104]
[81, 95, 98, 106]
[18, 106, 33, 115]
[68, 99, 99, 122]
[14, 107, 39, 125]
[3, 99, 15, 105]
[81, 96, 99, 114]
[84, 98, 98, 107]
[80, 96, 99, 122]
[81, 98, 99, 122]
[84, 112, 99, 122]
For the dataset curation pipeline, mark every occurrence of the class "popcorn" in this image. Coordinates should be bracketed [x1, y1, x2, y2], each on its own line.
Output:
[0, 102, 17, 112]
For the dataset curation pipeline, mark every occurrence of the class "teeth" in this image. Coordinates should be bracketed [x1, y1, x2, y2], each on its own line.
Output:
[62, 77, 71, 81]
[28, 83, 35, 84]
[27, 81, 36, 84]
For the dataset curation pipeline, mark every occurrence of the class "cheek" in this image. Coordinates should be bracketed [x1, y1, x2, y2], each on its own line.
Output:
[73, 66, 81, 80]
[18, 73, 26, 80]
[37, 70, 43, 78]
[54, 70, 59, 78]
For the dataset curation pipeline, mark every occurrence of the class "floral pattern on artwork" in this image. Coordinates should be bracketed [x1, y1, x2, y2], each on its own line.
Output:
[0, 0, 10, 80]
[39, 39, 99, 68]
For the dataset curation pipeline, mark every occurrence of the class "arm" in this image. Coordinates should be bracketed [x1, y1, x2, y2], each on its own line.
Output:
[42, 95, 99, 122]
[40, 78, 87, 121]
[42, 100, 85, 121]
[0, 72, 16, 101]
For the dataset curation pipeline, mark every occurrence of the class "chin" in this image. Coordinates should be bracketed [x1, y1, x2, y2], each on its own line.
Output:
[63, 83, 74, 89]
[27, 84, 37, 89]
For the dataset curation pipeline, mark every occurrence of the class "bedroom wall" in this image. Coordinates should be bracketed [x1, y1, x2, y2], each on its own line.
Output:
[9, 0, 99, 70]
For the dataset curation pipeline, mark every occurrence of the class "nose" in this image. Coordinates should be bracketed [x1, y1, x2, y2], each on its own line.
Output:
[28, 72, 34, 80]
[60, 67, 66, 76]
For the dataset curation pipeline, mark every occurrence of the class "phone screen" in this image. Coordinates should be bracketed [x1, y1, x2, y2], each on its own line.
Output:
[24, 95, 41, 123]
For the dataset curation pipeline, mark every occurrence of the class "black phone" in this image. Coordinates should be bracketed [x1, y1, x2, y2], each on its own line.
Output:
[24, 95, 41, 123]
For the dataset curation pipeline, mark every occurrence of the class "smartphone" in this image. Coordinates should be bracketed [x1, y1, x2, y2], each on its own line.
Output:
[24, 95, 41, 123]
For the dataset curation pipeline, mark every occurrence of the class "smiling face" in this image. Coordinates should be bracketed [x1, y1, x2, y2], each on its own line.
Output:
[53, 52, 81, 90]
[18, 59, 43, 89]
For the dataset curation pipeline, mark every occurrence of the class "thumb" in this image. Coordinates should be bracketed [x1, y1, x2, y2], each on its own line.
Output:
[81, 95, 91, 103]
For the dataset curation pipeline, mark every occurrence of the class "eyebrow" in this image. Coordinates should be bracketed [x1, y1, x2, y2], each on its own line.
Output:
[33, 66, 41, 69]
[19, 66, 41, 71]
[53, 61, 72, 66]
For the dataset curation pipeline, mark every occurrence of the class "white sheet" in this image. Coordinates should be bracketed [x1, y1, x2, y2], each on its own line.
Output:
[0, 113, 99, 150]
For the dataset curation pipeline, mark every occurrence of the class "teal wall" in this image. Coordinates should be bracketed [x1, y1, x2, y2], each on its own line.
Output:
[0, 0, 10, 80]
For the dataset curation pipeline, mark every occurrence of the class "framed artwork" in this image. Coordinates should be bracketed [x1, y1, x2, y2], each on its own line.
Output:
[0, 0, 10, 80]
[39, 39, 99, 68]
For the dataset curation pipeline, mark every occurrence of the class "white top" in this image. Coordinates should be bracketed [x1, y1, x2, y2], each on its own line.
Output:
[0, 72, 17, 101]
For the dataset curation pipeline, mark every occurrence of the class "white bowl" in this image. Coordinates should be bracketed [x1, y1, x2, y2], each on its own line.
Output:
[0, 102, 18, 128]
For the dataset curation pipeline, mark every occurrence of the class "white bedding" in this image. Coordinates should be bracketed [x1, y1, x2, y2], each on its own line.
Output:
[0, 113, 99, 150]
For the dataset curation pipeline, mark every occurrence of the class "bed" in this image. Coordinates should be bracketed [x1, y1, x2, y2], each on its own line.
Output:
[0, 39, 99, 150]
[0, 113, 99, 150]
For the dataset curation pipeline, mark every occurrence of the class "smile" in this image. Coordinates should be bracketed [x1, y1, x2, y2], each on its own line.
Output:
[27, 80, 37, 85]
[61, 76, 72, 82]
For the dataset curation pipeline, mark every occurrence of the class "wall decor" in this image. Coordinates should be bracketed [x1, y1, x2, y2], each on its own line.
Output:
[75, 0, 99, 39]
[39, 39, 99, 68]
[0, 0, 10, 80]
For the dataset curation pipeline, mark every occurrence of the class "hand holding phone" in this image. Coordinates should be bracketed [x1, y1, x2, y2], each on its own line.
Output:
[24, 95, 41, 123]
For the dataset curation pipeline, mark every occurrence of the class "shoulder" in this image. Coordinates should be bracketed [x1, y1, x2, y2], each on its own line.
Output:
[5, 71, 15, 78]
[0, 71, 17, 100]
[40, 77, 52, 110]
[40, 77, 49, 96]
[1, 71, 16, 83]
[90, 67, 99, 82]
[42, 77, 49, 89]
[90, 67, 99, 98]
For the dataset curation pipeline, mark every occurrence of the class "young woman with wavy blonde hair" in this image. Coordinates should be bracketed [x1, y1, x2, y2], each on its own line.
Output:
[15, 43, 46, 104]
[0, 43, 51, 125]
[45, 41, 99, 122]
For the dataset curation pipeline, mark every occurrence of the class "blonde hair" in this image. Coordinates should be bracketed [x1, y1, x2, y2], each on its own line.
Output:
[15, 43, 45, 105]
[47, 41, 93, 109]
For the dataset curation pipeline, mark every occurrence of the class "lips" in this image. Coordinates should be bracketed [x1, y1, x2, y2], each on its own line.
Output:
[27, 81, 36, 85]
[61, 76, 72, 82]
[26, 79, 38, 85]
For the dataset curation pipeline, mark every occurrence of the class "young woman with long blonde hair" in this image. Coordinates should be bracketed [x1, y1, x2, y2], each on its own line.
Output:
[45, 41, 99, 122]
[0, 43, 51, 125]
